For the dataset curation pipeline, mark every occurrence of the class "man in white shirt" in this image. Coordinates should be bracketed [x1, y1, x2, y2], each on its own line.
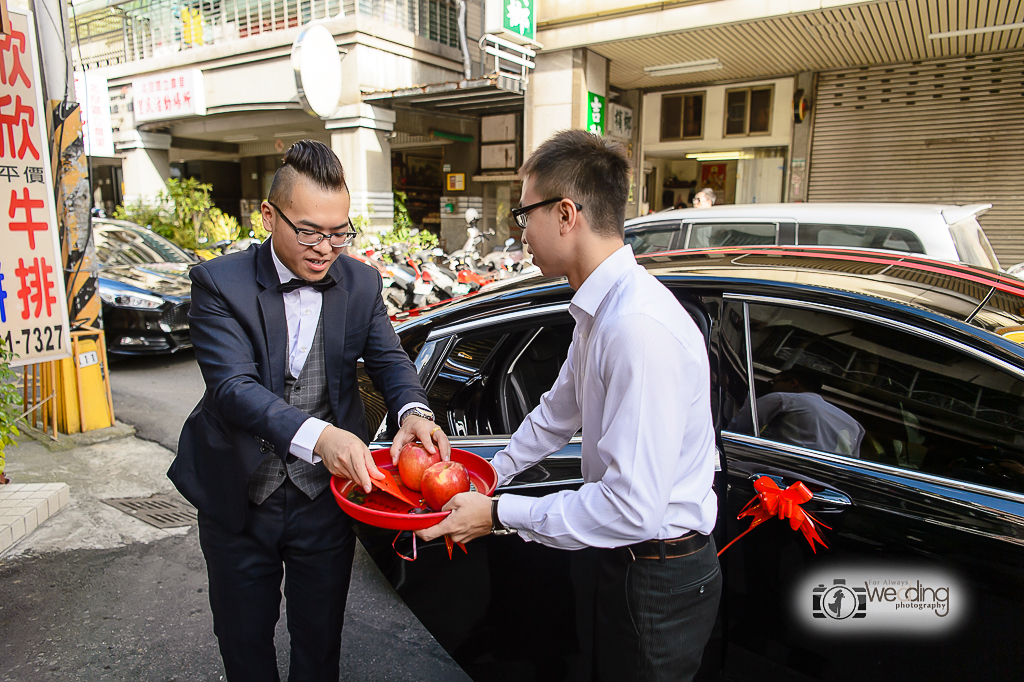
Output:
[418, 130, 721, 681]
[730, 368, 866, 457]
[170, 140, 448, 681]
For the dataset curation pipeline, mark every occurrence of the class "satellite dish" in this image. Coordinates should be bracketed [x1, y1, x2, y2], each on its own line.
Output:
[292, 25, 344, 118]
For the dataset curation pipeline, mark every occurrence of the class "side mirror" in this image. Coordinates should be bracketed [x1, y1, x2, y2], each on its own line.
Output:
[504, 238, 515, 247]
[369, 235, 381, 246]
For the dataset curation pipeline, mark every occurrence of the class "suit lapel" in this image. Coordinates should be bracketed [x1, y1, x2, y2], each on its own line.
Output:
[256, 241, 288, 398]
[323, 258, 348, 413]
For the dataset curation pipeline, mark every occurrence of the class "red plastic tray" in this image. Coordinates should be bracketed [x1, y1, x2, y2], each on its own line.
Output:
[330, 447, 498, 531]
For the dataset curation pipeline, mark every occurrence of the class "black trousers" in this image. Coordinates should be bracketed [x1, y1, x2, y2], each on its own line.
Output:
[593, 536, 722, 682]
[198, 479, 356, 682]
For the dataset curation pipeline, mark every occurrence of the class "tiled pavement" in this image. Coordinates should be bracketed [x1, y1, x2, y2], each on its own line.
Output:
[0, 482, 70, 553]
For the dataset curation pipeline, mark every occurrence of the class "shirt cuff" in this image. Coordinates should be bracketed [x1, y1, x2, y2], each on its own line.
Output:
[497, 494, 534, 539]
[397, 401, 430, 425]
[289, 417, 329, 464]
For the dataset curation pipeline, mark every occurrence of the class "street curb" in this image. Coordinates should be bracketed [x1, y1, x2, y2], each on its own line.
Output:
[17, 421, 137, 452]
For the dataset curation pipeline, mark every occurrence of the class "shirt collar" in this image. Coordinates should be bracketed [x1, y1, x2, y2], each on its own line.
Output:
[269, 237, 301, 285]
[570, 244, 637, 320]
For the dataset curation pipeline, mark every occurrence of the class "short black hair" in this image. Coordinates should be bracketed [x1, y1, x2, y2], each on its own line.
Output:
[518, 130, 631, 239]
[777, 367, 824, 392]
[268, 139, 348, 206]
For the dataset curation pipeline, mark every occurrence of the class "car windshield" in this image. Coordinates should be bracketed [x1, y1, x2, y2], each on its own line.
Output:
[95, 225, 194, 266]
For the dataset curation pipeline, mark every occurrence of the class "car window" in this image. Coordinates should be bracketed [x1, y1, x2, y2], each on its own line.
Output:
[95, 227, 194, 265]
[424, 322, 574, 437]
[728, 302, 1024, 495]
[624, 221, 680, 254]
[687, 222, 776, 248]
[797, 223, 924, 254]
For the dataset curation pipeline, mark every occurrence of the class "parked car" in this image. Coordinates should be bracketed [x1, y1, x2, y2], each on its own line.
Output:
[624, 203, 1002, 270]
[354, 247, 1024, 681]
[93, 219, 197, 355]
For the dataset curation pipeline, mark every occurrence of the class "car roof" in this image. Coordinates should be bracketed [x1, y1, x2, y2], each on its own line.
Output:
[625, 202, 992, 230]
[398, 247, 1024, 349]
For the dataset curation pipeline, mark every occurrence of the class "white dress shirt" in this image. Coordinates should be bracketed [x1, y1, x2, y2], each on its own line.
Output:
[730, 391, 866, 457]
[271, 243, 422, 464]
[491, 245, 718, 550]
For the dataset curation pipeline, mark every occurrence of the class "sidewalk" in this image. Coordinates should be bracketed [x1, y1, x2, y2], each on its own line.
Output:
[0, 423, 472, 681]
[0, 423, 191, 557]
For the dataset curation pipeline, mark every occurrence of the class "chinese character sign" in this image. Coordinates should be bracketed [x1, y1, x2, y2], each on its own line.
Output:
[73, 72, 115, 157]
[503, 0, 534, 41]
[608, 103, 634, 141]
[132, 69, 206, 123]
[0, 11, 72, 366]
[587, 92, 605, 136]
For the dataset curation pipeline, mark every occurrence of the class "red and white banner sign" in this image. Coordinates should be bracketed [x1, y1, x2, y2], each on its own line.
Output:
[0, 10, 72, 366]
[73, 71, 115, 157]
[132, 69, 206, 123]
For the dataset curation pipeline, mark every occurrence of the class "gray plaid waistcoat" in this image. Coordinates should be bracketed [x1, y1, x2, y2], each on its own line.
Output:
[248, 315, 333, 504]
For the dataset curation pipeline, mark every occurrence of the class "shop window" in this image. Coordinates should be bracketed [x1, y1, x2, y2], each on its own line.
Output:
[724, 86, 773, 136]
[660, 92, 705, 141]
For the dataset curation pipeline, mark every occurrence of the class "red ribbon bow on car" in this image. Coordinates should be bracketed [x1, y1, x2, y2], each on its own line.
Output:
[717, 477, 831, 556]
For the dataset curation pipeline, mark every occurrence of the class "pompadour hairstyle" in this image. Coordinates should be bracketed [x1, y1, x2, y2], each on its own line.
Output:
[268, 139, 348, 205]
[518, 130, 632, 239]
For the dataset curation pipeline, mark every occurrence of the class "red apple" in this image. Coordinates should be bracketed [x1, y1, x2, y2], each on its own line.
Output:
[397, 441, 441, 491]
[421, 461, 471, 511]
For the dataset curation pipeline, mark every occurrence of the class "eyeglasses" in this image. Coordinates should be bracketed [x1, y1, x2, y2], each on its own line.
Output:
[510, 197, 583, 229]
[268, 201, 357, 248]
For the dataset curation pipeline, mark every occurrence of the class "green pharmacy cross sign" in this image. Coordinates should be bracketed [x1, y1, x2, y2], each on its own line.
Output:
[504, 0, 535, 41]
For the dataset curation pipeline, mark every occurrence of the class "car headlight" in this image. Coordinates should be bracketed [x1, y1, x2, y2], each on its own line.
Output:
[99, 288, 165, 309]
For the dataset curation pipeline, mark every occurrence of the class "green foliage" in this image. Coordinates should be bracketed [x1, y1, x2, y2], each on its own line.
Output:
[0, 339, 21, 481]
[113, 178, 230, 251]
[249, 210, 269, 240]
[393, 190, 413, 232]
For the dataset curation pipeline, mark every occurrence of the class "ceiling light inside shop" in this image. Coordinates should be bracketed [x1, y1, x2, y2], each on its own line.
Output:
[644, 59, 723, 77]
[272, 130, 312, 137]
[685, 151, 745, 161]
[929, 21, 1024, 39]
[224, 135, 258, 142]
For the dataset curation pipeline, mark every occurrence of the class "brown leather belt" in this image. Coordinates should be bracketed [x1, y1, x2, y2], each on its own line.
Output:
[624, 531, 708, 560]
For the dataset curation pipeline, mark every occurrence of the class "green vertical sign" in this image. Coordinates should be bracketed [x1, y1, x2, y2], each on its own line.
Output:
[503, 0, 535, 41]
[587, 92, 606, 136]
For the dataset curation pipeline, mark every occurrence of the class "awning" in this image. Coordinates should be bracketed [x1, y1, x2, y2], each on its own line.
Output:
[363, 75, 524, 117]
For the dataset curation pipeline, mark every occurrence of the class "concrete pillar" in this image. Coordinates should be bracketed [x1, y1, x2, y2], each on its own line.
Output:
[326, 104, 396, 230]
[525, 48, 608, 156]
[787, 72, 817, 202]
[115, 132, 171, 204]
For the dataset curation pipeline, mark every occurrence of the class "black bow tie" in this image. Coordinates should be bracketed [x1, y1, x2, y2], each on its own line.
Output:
[277, 275, 336, 294]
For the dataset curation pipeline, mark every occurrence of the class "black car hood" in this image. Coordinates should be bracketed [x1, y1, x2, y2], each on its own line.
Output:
[100, 263, 193, 299]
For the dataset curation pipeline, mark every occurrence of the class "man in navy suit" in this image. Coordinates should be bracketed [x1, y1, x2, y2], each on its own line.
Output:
[169, 140, 448, 681]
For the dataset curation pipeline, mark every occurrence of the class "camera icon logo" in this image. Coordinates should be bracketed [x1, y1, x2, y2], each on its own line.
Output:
[812, 579, 867, 620]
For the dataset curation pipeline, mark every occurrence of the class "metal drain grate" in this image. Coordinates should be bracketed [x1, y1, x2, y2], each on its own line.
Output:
[103, 494, 197, 529]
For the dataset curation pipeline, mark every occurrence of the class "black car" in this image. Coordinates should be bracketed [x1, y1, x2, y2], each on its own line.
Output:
[94, 219, 196, 355]
[355, 247, 1024, 681]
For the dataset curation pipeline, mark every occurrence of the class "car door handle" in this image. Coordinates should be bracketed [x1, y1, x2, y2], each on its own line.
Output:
[750, 473, 853, 509]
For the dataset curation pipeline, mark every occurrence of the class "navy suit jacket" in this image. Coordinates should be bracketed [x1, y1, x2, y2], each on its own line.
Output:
[169, 240, 428, 532]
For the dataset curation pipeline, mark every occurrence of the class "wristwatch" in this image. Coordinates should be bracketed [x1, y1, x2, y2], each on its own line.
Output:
[400, 406, 435, 426]
[491, 495, 517, 535]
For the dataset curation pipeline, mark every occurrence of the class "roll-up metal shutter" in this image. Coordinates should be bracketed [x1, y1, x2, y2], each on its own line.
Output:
[807, 52, 1024, 265]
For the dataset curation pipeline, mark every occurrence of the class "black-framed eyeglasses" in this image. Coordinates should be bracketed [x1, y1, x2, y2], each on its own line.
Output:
[268, 201, 357, 248]
[510, 197, 583, 229]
